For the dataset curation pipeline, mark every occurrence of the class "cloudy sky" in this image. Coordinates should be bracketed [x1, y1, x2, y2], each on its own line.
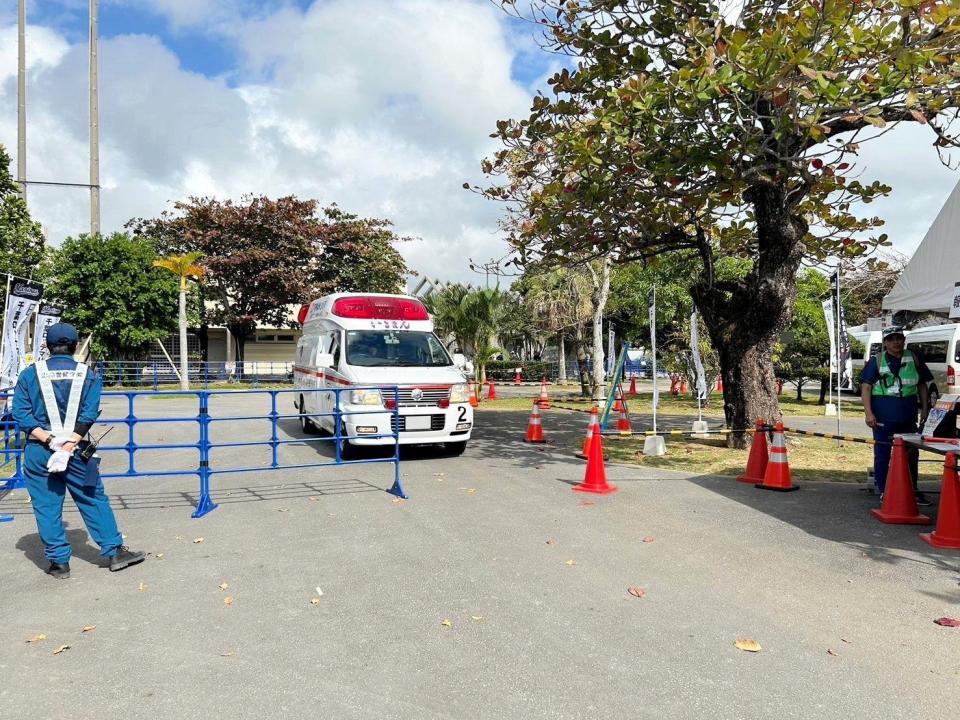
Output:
[1, 0, 957, 285]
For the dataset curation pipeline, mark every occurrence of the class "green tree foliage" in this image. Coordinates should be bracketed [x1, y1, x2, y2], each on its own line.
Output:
[776, 269, 831, 400]
[313, 205, 409, 294]
[480, 0, 960, 443]
[421, 285, 507, 381]
[129, 197, 410, 361]
[47, 233, 178, 360]
[0, 145, 46, 291]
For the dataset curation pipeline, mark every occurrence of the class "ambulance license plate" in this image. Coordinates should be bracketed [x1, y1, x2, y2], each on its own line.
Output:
[406, 415, 431, 431]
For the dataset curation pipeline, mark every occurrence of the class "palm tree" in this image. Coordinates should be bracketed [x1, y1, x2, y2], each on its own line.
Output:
[153, 252, 204, 390]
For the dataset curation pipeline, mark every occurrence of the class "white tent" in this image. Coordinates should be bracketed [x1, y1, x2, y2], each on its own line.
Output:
[883, 178, 960, 314]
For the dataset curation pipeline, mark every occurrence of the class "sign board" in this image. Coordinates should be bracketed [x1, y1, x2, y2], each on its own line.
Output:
[922, 393, 959, 439]
[950, 281, 960, 320]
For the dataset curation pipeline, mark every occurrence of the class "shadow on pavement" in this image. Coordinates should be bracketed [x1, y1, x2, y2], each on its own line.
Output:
[15, 523, 106, 570]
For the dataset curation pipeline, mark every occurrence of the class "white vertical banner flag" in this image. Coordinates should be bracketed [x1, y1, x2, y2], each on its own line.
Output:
[606, 325, 615, 378]
[32, 303, 64, 362]
[0, 276, 44, 388]
[648, 288, 658, 412]
[821, 298, 836, 373]
[690, 311, 708, 401]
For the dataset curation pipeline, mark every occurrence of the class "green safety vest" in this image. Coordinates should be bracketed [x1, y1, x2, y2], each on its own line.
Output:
[872, 351, 920, 398]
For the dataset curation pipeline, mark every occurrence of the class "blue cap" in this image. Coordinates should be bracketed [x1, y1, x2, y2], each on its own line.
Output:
[46, 322, 79, 345]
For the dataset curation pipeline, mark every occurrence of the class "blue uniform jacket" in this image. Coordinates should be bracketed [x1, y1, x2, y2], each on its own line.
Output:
[12, 355, 102, 438]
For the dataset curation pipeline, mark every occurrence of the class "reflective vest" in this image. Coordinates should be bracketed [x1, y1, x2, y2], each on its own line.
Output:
[35, 360, 89, 438]
[871, 351, 919, 398]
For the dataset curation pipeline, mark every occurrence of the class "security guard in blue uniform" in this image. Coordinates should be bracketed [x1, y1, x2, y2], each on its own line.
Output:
[12, 323, 144, 579]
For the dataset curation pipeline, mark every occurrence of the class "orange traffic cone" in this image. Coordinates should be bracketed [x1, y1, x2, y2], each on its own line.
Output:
[628, 375, 637, 396]
[537, 377, 551, 409]
[871, 436, 931, 524]
[468, 382, 479, 408]
[486, 380, 497, 400]
[737, 419, 768, 484]
[920, 452, 960, 549]
[576, 407, 600, 460]
[514, 370, 522, 385]
[573, 419, 617, 495]
[716, 376, 724, 392]
[755, 422, 798, 492]
[616, 402, 632, 434]
[613, 384, 624, 412]
[679, 377, 687, 394]
[524, 401, 546, 444]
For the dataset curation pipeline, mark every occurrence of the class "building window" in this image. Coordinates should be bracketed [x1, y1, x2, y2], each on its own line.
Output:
[256, 333, 297, 343]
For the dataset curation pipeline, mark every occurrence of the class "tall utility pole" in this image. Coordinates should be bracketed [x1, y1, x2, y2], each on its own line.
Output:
[17, 0, 27, 200]
[89, 0, 101, 235]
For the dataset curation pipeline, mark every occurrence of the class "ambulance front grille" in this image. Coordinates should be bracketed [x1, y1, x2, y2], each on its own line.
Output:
[390, 415, 446, 432]
[392, 387, 451, 407]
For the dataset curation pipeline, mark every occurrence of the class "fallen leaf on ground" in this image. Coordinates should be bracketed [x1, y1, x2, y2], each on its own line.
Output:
[138, 582, 146, 592]
[642, 536, 655, 543]
[310, 598, 320, 606]
[545, 539, 555, 545]
[734, 638, 762, 653]
[934, 617, 960, 627]
[155, 553, 164, 560]
[827, 648, 840, 656]
[218, 583, 229, 591]
[391, 498, 404, 504]
[81, 626, 96, 633]
[565, 559, 576, 566]
[25, 634, 47, 643]
[471, 615, 484, 621]
[627, 587, 646, 598]
[440, 619, 452, 628]
[220, 651, 236, 657]
[223, 596, 234, 606]
[315, 586, 323, 596]
[175, 535, 184, 541]
[53, 645, 70, 655]
[466, 488, 477, 495]
[578, 500, 594, 507]
[841, 638, 851, 644]
[278, 508, 289, 513]
[24, 497, 30, 504]
[308, 497, 319, 502]
[192, 537, 204, 544]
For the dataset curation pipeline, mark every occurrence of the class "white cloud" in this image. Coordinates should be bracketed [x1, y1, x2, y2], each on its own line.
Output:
[1, 0, 958, 289]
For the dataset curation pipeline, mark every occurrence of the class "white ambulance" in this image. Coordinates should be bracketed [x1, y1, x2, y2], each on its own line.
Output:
[293, 293, 473, 458]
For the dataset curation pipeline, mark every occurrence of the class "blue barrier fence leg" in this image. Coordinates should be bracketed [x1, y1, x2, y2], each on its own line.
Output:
[269, 391, 279, 468]
[386, 388, 407, 499]
[192, 392, 218, 518]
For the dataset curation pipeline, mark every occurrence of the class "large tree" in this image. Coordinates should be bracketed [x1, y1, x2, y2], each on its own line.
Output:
[129, 197, 410, 361]
[0, 145, 46, 291]
[480, 0, 960, 444]
[47, 233, 179, 360]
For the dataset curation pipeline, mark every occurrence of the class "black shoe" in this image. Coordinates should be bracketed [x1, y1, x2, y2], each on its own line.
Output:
[109, 546, 145, 572]
[46, 562, 70, 580]
[915, 492, 933, 507]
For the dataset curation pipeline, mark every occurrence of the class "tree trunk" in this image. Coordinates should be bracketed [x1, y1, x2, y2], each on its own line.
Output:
[178, 283, 189, 391]
[587, 257, 611, 404]
[557, 332, 567, 384]
[692, 186, 806, 448]
[574, 330, 590, 398]
[796, 379, 803, 402]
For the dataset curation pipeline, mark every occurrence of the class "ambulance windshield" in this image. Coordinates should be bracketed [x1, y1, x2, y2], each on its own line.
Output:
[345, 330, 453, 368]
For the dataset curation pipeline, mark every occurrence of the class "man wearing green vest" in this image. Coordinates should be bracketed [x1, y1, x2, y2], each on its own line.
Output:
[860, 326, 932, 504]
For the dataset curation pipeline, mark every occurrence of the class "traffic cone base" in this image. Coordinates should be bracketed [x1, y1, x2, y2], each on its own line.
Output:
[919, 455, 960, 548]
[737, 419, 768, 484]
[537, 377, 551, 409]
[870, 436, 931, 525]
[755, 422, 797, 492]
[628, 376, 637, 397]
[573, 423, 617, 494]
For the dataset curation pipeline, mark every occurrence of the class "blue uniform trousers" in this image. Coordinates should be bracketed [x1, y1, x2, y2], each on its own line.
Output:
[23, 443, 122, 564]
[872, 420, 919, 494]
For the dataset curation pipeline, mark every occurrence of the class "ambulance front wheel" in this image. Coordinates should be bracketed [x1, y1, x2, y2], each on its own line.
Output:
[338, 423, 357, 461]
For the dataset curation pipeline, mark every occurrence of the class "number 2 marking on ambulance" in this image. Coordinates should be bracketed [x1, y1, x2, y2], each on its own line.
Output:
[458, 407, 467, 422]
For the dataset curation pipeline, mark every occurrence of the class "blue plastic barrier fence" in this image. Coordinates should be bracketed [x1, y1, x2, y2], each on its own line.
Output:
[0, 386, 404, 521]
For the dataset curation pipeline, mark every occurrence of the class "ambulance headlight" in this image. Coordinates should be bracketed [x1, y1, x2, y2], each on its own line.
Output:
[350, 389, 382, 405]
[449, 384, 468, 403]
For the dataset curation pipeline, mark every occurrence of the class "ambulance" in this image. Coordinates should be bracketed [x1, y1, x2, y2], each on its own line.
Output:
[293, 293, 474, 458]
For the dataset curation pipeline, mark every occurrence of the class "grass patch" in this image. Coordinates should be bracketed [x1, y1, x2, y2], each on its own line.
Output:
[477, 391, 856, 417]
[596, 433, 942, 484]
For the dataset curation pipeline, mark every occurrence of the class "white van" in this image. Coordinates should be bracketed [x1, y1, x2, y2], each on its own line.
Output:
[293, 293, 473, 457]
[849, 330, 882, 391]
[904, 323, 960, 405]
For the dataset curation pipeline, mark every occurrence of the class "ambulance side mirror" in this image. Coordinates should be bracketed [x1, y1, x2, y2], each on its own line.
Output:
[315, 353, 334, 368]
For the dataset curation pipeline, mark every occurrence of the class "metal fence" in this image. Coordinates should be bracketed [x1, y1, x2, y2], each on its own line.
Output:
[0, 387, 404, 521]
[94, 361, 295, 389]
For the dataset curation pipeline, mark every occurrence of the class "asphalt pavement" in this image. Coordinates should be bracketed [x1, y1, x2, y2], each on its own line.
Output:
[0, 396, 958, 719]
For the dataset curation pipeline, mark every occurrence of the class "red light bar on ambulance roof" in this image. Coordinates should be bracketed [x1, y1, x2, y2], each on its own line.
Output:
[332, 296, 429, 321]
[297, 303, 311, 326]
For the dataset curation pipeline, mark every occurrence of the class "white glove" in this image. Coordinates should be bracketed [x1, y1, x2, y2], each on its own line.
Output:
[49, 436, 73, 452]
[46, 449, 71, 473]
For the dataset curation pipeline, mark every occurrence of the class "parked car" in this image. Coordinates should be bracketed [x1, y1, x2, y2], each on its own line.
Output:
[904, 323, 960, 405]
